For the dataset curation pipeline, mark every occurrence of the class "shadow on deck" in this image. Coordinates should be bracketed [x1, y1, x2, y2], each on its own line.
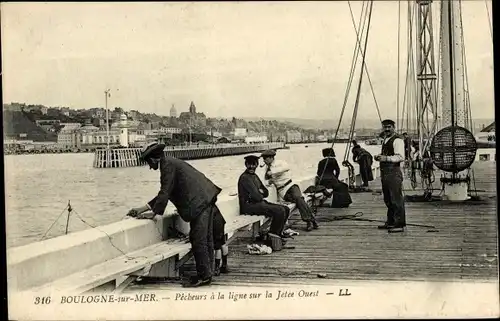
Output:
[129, 162, 497, 290]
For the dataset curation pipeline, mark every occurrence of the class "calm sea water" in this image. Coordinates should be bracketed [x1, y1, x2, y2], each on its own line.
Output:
[5, 143, 382, 248]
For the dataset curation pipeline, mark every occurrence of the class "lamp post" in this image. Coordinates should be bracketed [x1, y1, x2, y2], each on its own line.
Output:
[104, 89, 111, 149]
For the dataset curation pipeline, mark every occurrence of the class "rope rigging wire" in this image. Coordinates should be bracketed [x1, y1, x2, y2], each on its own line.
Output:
[341, 0, 376, 190]
[314, 0, 370, 189]
[458, 0, 479, 199]
[347, 1, 382, 123]
[342, 0, 374, 166]
[397, 0, 401, 130]
[484, 0, 493, 42]
[311, 1, 375, 217]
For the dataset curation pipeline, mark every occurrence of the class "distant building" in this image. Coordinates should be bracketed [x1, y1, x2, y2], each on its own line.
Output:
[57, 129, 79, 148]
[245, 136, 268, 144]
[179, 101, 207, 127]
[129, 110, 139, 120]
[170, 104, 177, 118]
[286, 130, 302, 143]
[158, 127, 182, 134]
[60, 123, 81, 131]
[234, 128, 247, 137]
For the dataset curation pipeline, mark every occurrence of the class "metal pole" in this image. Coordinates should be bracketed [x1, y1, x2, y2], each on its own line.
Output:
[105, 89, 110, 149]
[65, 200, 72, 235]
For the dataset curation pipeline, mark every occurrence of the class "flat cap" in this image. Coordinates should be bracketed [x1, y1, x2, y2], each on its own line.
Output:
[260, 149, 277, 158]
[140, 142, 166, 160]
[381, 119, 396, 126]
[244, 155, 260, 163]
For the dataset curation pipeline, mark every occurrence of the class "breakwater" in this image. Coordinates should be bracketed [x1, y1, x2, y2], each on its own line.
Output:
[93, 142, 286, 168]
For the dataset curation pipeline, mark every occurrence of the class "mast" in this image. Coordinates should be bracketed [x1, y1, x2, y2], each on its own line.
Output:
[416, 0, 438, 156]
[439, 0, 466, 129]
[437, 0, 471, 201]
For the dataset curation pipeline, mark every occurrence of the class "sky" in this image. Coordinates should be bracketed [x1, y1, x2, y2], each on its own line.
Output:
[1, 1, 494, 120]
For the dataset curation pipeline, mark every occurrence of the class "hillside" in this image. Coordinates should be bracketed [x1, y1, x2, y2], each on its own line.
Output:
[3, 110, 57, 142]
[242, 117, 496, 131]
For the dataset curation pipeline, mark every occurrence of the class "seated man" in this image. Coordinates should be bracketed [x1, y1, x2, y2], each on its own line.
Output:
[237, 155, 290, 240]
[261, 149, 319, 232]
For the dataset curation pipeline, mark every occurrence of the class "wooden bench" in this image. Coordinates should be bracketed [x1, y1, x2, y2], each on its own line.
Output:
[23, 188, 331, 295]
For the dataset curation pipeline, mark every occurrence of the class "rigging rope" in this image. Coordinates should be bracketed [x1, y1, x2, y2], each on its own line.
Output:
[401, 2, 416, 135]
[343, 0, 374, 162]
[340, 1, 374, 190]
[315, 0, 370, 188]
[397, 0, 401, 130]
[347, 1, 382, 123]
[484, 0, 493, 42]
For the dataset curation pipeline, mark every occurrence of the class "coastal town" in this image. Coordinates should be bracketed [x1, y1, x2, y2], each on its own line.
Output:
[4, 101, 494, 155]
[4, 101, 381, 155]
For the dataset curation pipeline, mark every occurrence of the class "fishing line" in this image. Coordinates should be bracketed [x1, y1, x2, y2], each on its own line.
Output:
[40, 204, 69, 240]
[72, 209, 172, 261]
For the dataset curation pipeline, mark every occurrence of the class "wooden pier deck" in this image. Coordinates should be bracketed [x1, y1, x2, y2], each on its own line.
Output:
[127, 162, 497, 291]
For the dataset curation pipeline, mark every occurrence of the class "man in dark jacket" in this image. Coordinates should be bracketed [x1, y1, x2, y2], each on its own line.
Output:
[237, 155, 289, 238]
[352, 145, 374, 187]
[128, 142, 224, 287]
[374, 119, 406, 233]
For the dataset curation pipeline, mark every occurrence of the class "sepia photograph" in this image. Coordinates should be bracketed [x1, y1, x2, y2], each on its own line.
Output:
[3, 0, 498, 319]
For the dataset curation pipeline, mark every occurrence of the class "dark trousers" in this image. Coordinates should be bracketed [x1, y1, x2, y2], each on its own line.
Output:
[283, 184, 314, 222]
[243, 201, 289, 235]
[189, 203, 216, 279]
[213, 206, 226, 250]
[381, 168, 406, 226]
[320, 178, 352, 208]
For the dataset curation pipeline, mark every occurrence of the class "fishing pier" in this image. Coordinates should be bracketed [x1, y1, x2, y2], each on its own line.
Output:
[6, 150, 497, 319]
[93, 142, 286, 168]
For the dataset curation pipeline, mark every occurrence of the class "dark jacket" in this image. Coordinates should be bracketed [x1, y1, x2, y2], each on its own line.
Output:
[237, 170, 269, 213]
[317, 157, 341, 180]
[148, 156, 221, 222]
[352, 147, 373, 164]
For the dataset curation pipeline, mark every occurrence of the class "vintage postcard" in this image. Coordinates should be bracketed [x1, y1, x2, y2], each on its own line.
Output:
[3, 1, 498, 320]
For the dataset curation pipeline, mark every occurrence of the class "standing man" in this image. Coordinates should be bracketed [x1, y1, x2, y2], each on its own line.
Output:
[237, 155, 289, 239]
[127, 142, 224, 287]
[374, 120, 406, 233]
[402, 132, 412, 161]
[261, 150, 318, 231]
[352, 144, 374, 187]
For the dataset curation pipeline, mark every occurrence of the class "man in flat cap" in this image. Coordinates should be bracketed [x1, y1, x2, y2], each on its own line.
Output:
[374, 119, 406, 233]
[261, 150, 318, 231]
[127, 142, 226, 287]
[237, 155, 289, 240]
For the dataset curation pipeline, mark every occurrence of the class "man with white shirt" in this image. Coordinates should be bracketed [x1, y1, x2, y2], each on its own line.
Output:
[261, 149, 318, 232]
[374, 119, 406, 233]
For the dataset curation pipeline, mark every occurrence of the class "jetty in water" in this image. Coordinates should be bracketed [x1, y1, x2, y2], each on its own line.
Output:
[93, 142, 286, 168]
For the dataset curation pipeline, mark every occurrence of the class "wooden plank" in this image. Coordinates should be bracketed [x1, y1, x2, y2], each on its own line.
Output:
[126, 163, 497, 291]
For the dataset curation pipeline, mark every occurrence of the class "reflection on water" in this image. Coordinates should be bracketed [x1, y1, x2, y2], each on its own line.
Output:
[5, 143, 382, 248]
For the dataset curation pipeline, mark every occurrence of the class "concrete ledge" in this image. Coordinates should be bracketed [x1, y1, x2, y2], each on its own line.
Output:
[7, 162, 379, 293]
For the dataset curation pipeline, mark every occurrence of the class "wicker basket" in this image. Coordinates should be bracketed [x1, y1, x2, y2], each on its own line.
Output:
[267, 233, 283, 251]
